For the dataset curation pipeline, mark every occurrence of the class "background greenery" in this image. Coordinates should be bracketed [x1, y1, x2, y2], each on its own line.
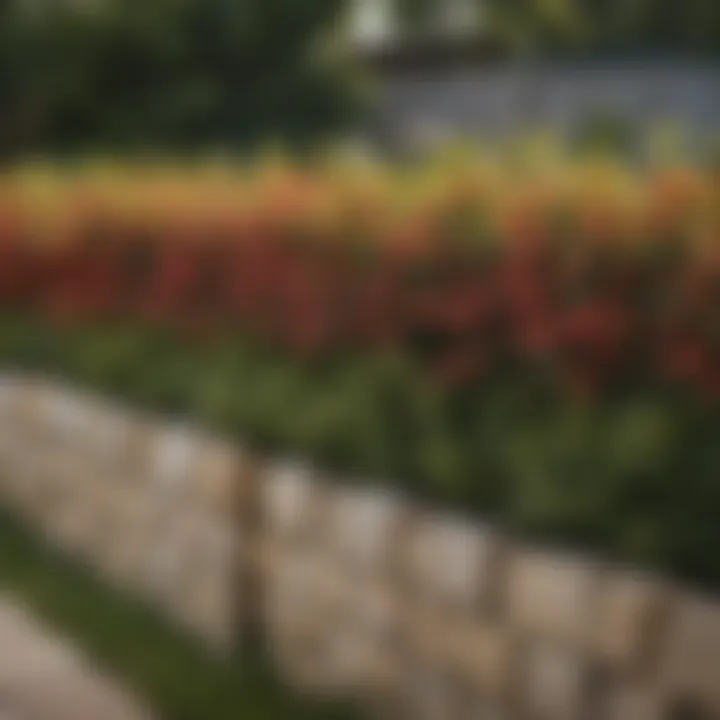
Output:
[485, 0, 720, 56]
[0, 0, 362, 158]
[0, 0, 717, 158]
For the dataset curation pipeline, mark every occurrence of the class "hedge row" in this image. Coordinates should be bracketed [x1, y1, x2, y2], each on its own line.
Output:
[0, 155, 719, 586]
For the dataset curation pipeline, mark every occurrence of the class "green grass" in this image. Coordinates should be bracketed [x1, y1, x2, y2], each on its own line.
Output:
[0, 511, 356, 720]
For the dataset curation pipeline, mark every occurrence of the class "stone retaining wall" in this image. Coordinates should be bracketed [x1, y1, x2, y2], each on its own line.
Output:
[0, 374, 718, 719]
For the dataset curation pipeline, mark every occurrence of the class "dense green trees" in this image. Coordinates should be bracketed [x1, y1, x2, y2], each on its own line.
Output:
[0, 0, 361, 156]
[388, 0, 720, 56]
[486, 0, 720, 56]
[0, 0, 716, 158]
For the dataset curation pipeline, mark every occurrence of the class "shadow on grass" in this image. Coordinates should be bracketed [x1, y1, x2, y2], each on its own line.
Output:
[0, 511, 357, 720]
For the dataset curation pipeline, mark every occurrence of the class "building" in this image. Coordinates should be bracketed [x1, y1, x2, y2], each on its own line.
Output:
[345, 0, 720, 152]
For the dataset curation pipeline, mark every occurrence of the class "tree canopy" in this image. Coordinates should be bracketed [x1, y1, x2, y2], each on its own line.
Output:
[0, 0, 361, 157]
[486, 0, 720, 56]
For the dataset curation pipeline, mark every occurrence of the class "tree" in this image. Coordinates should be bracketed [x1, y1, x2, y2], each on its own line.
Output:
[485, 0, 720, 56]
[0, 0, 362, 156]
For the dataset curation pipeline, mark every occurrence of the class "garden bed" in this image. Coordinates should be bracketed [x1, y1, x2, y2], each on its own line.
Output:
[0, 154, 717, 585]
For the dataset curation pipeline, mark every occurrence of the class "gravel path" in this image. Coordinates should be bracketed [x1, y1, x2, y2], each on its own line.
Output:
[0, 595, 154, 720]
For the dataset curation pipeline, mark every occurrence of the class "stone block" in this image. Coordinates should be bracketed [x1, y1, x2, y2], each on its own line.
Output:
[262, 560, 346, 690]
[324, 486, 406, 575]
[261, 460, 326, 542]
[519, 640, 592, 720]
[597, 681, 669, 720]
[593, 570, 670, 673]
[328, 581, 407, 692]
[37, 386, 89, 452]
[81, 490, 148, 571]
[154, 514, 239, 595]
[83, 400, 134, 461]
[347, 579, 402, 640]
[403, 512, 502, 612]
[460, 699, 511, 720]
[0, 374, 22, 414]
[139, 512, 209, 601]
[401, 605, 451, 661]
[99, 495, 156, 591]
[15, 380, 51, 439]
[45, 501, 98, 557]
[269, 630, 345, 695]
[264, 551, 351, 632]
[193, 436, 250, 517]
[170, 566, 241, 652]
[445, 617, 515, 698]
[7, 452, 48, 519]
[320, 623, 387, 692]
[398, 664, 469, 720]
[507, 549, 599, 645]
[106, 485, 156, 541]
[149, 423, 200, 502]
[660, 593, 720, 711]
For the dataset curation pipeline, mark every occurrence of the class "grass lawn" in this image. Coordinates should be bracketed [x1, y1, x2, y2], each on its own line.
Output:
[0, 511, 357, 720]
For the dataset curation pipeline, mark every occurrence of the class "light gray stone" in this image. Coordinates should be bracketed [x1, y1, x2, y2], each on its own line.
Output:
[404, 513, 501, 611]
[599, 682, 668, 720]
[325, 486, 405, 574]
[262, 460, 325, 539]
[660, 593, 720, 711]
[193, 437, 248, 515]
[593, 570, 669, 672]
[150, 424, 199, 499]
[262, 548, 342, 652]
[401, 665, 468, 720]
[520, 641, 592, 720]
[508, 550, 598, 645]
[445, 618, 515, 698]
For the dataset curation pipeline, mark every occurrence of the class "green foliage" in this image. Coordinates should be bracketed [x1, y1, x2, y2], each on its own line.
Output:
[394, 0, 438, 34]
[486, 0, 720, 56]
[575, 112, 639, 157]
[2, 315, 718, 588]
[0, 0, 360, 156]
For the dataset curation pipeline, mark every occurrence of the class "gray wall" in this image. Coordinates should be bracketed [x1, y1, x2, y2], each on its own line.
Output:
[367, 61, 720, 149]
